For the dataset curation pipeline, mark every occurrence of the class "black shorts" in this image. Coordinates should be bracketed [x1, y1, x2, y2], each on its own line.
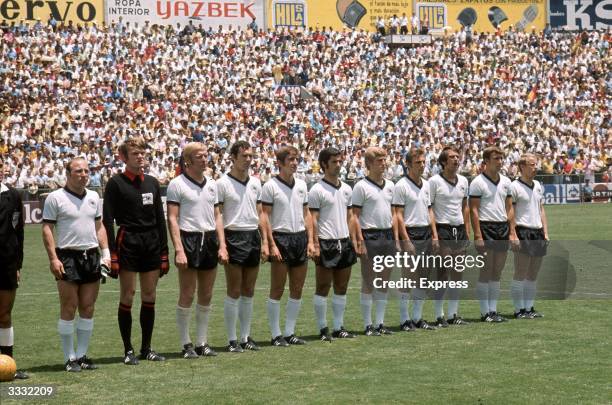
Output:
[0, 270, 18, 290]
[56, 248, 102, 284]
[181, 230, 219, 270]
[273, 231, 308, 268]
[225, 229, 261, 268]
[406, 226, 432, 255]
[480, 221, 509, 252]
[362, 228, 396, 257]
[319, 238, 357, 270]
[516, 226, 548, 257]
[116, 227, 162, 272]
[436, 223, 469, 251]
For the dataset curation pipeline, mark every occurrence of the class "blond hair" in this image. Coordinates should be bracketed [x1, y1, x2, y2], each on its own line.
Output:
[182, 142, 206, 166]
[364, 147, 386, 169]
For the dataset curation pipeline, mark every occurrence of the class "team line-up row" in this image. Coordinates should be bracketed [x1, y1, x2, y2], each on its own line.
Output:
[0, 139, 547, 376]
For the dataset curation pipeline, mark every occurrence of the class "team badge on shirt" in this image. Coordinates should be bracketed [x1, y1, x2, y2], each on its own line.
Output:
[142, 193, 154, 205]
[88, 198, 97, 208]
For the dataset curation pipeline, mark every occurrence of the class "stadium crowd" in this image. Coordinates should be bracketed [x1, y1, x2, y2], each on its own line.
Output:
[0, 19, 610, 192]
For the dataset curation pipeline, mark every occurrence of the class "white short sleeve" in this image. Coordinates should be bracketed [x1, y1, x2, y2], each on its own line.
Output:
[42, 193, 58, 222]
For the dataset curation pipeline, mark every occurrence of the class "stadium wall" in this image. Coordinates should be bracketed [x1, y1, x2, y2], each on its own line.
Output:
[0, 0, 104, 24]
[105, 0, 265, 27]
[415, 0, 547, 34]
[548, 0, 612, 30]
[20, 183, 611, 224]
[267, 0, 411, 31]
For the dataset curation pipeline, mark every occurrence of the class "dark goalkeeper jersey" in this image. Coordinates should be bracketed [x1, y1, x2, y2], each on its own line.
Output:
[102, 172, 168, 254]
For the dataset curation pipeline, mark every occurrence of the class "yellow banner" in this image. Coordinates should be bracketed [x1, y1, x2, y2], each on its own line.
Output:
[268, 0, 411, 32]
[415, 0, 546, 33]
[0, 0, 103, 25]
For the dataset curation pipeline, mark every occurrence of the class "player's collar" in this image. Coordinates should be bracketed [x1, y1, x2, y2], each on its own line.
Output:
[482, 172, 500, 186]
[322, 177, 341, 190]
[123, 169, 145, 183]
[518, 178, 534, 189]
[227, 172, 249, 186]
[365, 176, 385, 190]
[64, 185, 86, 200]
[184, 172, 206, 188]
[440, 173, 458, 187]
[405, 174, 422, 189]
[275, 175, 295, 189]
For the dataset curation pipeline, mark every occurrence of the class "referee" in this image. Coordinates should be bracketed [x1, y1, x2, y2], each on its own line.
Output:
[42, 158, 110, 372]
[103, 137, 168, 364]
[0, 158, 28, 379]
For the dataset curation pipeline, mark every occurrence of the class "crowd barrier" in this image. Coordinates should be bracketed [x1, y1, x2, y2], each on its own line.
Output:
[16, 173, 610, 224]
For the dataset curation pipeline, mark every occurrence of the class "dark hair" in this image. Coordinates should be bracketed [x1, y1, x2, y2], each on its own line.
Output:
[229, 140, 251, 157]
[438, 146, 460, 169]
[65, 157, 87, 174]
[318, 147, 341, 173]
[405, 147, 425, 165]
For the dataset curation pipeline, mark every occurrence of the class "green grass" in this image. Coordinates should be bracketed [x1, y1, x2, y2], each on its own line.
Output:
[3, 205, 612, 404]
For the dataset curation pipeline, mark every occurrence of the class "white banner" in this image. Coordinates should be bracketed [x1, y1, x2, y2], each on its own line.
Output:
[105, 0, 265, 28]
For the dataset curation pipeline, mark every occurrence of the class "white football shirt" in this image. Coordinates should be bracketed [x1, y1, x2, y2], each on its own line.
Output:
[392, 176, 431, 227]
[429, 174, 469, 226]
[43, 187, 102, 250]
[166, 173, 218, 232]
[352, 177, 394, 230]
[469, 173, 512, 222]
[511, 179, 544, 228]
[308, 178, 352, 239]
[217, 173, 262, 231]
[261, 176, 308, 233]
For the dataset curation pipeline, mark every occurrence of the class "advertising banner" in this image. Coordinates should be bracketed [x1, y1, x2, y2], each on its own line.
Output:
[105, 0, 265, 28]
[549, 0, 612, 30]
[0, 0, 103, 25]
[415, 0, 546, 34]
[269, 0, 411, 32]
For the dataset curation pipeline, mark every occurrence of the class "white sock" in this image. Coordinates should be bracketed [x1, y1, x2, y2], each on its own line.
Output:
[447, 288, 460, 318]
[238, 296, 254, 343]
[284, 298, 302, 337]
[0, 327, 14, 346]
[267, 298, 281, 338]
[313, 295, 327, 330]
[477, 282, 490, 315]
[331, 294, 347, 331]
[433, 288, 446, 319]
[195, 304, 211, 347]
[411, 289, 425, 321]
[488, 281, 501, 313]
[511, 280, 525, 311]
[58, 319, 75, 362]
[373, 290, 388, 326]
[524, 280, 537, 309]
[176, 306, 192, 346]
[360, 293, 373, 328]
[399, 292, 410, 323]
[75, 318, 93, 359]
[224, 296, 239, 342]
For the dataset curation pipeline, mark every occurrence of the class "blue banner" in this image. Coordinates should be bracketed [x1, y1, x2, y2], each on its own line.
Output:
[549, 0, 612, 30]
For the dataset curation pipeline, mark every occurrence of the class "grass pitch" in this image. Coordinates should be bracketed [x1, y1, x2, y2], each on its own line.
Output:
[3, 204, 612, 404]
